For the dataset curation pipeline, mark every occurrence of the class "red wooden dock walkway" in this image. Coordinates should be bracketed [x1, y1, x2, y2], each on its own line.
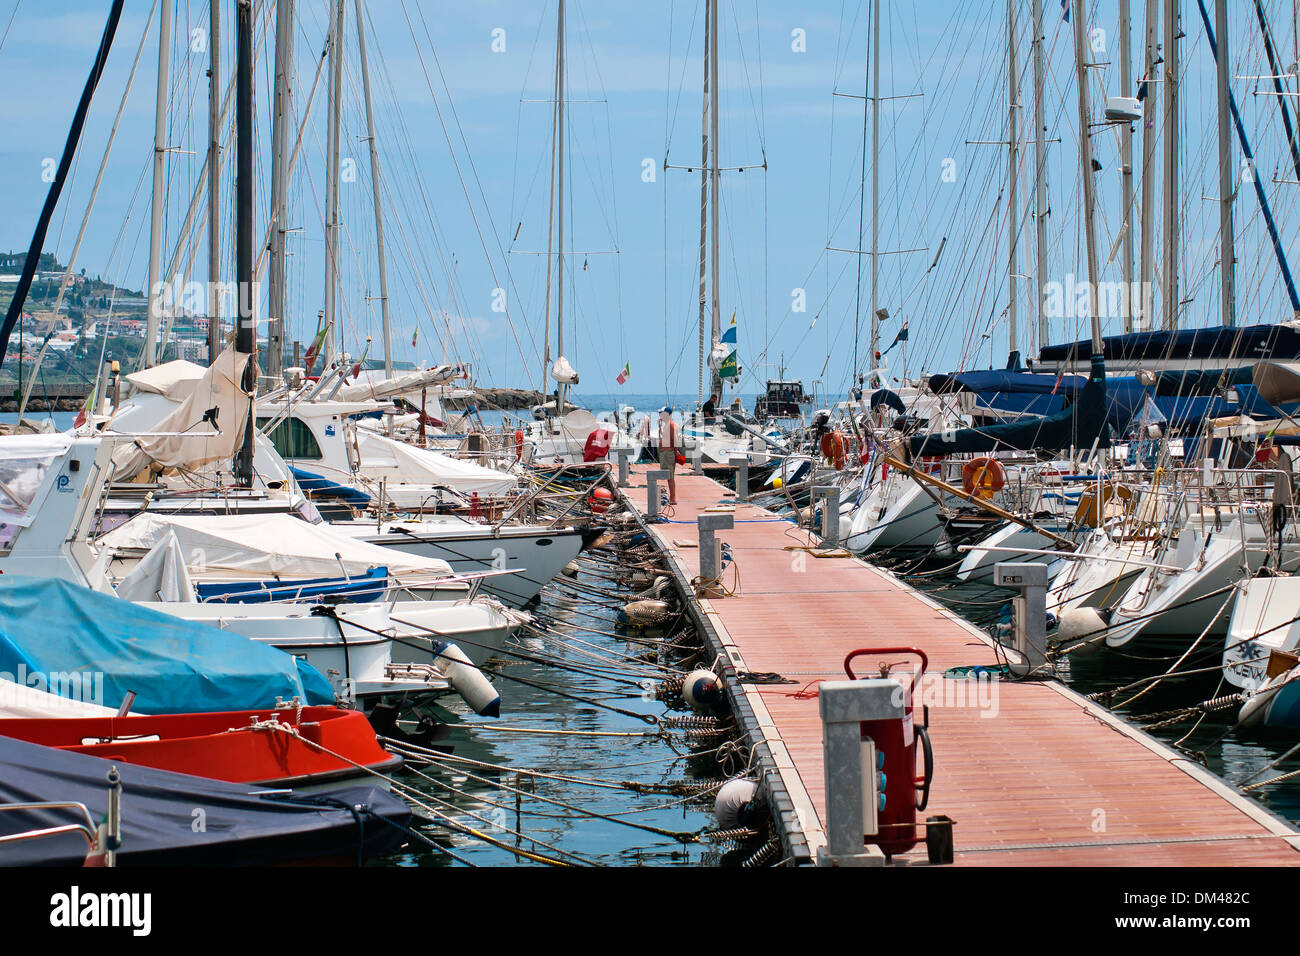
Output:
[624, 465, 1300, 866]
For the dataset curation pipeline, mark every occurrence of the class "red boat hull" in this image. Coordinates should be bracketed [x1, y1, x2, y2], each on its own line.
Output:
[0, 706, 400, 788]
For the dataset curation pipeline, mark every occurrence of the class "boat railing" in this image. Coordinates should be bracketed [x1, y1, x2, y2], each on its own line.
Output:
[194, 568, 521, 606]
[0, 786, 116, 864]
[493, 461, 612, 531]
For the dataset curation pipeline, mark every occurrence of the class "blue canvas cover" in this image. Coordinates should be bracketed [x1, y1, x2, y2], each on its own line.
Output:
[0, 575, 334, 714]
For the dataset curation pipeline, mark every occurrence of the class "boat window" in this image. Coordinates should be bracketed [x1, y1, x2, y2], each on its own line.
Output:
[256, 417, 323, 460]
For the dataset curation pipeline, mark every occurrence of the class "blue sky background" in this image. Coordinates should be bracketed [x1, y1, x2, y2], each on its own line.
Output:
[2, 1, 1299, 404]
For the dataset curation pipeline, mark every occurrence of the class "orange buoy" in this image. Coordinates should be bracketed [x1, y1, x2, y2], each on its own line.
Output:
[820, 430, 847, 471]
[589, 486, 613, 514]
[961, 456, 1006, 500]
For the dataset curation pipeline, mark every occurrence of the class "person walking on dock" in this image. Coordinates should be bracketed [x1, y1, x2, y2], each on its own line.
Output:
[658, 406, 680, 505]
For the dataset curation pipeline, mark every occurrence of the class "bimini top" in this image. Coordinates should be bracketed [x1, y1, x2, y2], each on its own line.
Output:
[0, 575, 334, 715]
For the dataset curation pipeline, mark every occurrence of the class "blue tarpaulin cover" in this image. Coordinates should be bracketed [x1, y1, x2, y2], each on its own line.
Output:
[0, 575, 335, 714]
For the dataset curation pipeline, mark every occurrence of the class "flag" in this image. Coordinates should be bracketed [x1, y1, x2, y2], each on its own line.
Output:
[882, 319, 909, 355]
[73, 385, 95, 428]
[412, 327, 419, 348]
[616, 362, 630, 385]
[1061, 0, 1070, 22]
[720, 325, 737, 346]
[719, 351, 738, 379]
[302, 316, 332, 374]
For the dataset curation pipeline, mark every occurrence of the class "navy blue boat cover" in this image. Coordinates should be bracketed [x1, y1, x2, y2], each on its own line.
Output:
[0, 575, 335, 714]
[0, 735, 411, 865]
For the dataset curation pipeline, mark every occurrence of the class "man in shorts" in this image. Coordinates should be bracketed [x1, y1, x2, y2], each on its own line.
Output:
[657, 406, 679, 505]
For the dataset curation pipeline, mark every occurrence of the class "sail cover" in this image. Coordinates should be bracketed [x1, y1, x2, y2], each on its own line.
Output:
[110, 346, 252, 481]
[909, 355, 1110, 457]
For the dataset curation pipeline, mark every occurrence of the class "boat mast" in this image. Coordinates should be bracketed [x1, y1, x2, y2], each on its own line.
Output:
[696, 0, 710, 402]
[555, 0, 567, 412]
[1213, 0, 1235, 327]
[267, 0, 295, 380]
[207, 0, 222, 363]
[234, 0, 256, 486]
[1161, 0, 1179, 331]
[1032, 0, 1048, 350]
[1119, 0, 1135, 332]
[709, 0, 723, 400]
[1138, 0, 1159, 330]
[144, 0, 173, 368]
[868, 0, 881, 371]
[323, 0, 344, 368]
[355, 0, 392, 377]
[1008, 0, 1019, 357]
[1071, 0, 1104, 353]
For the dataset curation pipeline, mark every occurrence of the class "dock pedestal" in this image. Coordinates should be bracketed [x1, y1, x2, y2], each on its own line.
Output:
[645, 469, 670, 520]
[816, 679, 893, 867]
[730, 456, 749, 501]
[994, 562, 1050, 677]
[697, 511, 734, 597]
[811, 485, 840, 547]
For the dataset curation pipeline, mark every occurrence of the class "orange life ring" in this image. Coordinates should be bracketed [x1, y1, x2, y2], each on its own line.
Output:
[961, 457, 1006, 500]
[514, 429, 525, 461]
[820, 430, 847, 471]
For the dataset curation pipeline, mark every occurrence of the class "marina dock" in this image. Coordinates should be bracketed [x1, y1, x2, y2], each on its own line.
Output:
[624, 465, 1300, 866]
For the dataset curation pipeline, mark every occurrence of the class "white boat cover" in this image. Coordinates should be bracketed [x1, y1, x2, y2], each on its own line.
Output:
[98, 512, 453, 582]
[355, 429, 516, 496]
[550, 355, 579, 385]
[125, 358, 208, 401]
[114, 529, 196, 603]
[110, 347, 253, 481]
[0, 678, 127, 718]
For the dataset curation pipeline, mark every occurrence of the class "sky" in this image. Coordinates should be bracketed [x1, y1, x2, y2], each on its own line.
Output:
[2, 0, 1300, 405]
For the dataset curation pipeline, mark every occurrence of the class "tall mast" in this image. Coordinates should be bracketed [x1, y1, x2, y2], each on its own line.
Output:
[696, 0, 709, 400]
[1119, 0, 1135, 332]
[267, 0, 294, 379]
[234, 0, 256, 486]
[1138, 0, 1159, 330]
[1213, 0, 1235, 327]
[207, 0, 221, 363]
[1032, 0, 1049, 350]
[323, 0, 344, 367]
[355, 0, 391, 376]
[1072, 0, 1104, 353]
[708, 0, 722, 399]
[144, 0, 173, 368]
[1161, 0, 1179, 331]
[1008, 0, 1020, 357]
[555, 0, 567, 409]
[868, 0, 881, 369]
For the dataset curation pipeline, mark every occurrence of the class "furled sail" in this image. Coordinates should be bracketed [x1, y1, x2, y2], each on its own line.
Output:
[907, 355, 1110, 458]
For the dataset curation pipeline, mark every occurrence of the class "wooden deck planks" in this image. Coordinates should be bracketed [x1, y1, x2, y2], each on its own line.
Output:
[624, 466, 1300, 866]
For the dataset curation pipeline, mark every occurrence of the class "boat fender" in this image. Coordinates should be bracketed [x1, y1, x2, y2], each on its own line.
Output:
[683, 668, 724, 712]
[714, 777, 764, 829]
[1055, 607, 1108, 652]
[435, 642, 501, 717]
[616, 599, 672, 627]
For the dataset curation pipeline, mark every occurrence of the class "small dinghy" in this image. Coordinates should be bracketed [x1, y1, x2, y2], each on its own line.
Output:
[0, 735, 410, 866]
[0, 706, 400, 789]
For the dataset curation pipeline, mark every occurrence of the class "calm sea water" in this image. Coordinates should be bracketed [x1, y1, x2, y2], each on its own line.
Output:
[380, 556, 726, 867]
